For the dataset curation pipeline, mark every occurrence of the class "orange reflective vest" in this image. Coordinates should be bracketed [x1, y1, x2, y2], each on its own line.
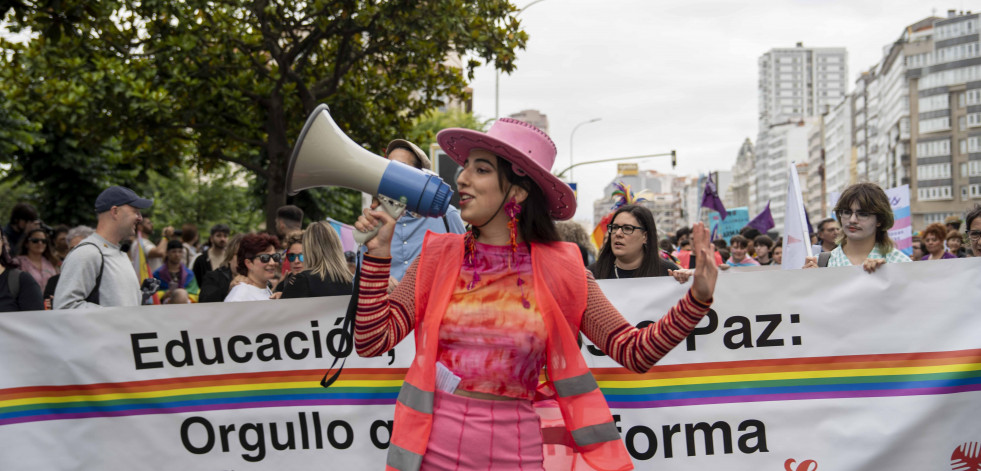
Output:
[385, 233, 633, 471]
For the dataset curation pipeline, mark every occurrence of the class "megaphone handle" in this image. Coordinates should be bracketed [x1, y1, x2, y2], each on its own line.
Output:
[354, 195, 407, 246]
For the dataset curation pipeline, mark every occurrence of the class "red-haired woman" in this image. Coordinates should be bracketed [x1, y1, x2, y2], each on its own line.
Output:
[223, 233, 281, 302]
[920, 223, 956, 260]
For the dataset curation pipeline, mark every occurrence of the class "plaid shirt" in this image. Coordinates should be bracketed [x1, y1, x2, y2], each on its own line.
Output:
[827, 244, 912, 267]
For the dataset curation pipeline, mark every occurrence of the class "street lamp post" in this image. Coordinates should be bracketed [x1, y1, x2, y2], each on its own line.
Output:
[569, 118, 602, 184]
[495, 0, 549, 119]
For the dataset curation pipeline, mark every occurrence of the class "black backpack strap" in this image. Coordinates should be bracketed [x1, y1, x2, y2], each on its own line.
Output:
[818, 251, 832, 268]
[71, 242, 105, 304]
[7, 268, 21, 300]
[442, 215, 450, 232]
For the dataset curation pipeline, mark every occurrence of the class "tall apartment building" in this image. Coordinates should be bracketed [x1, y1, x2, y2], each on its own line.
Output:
[755, 44, 848, 227]
[907, 11, 981, 227]
[591, 166, 698, 235]
[727, 138, 756, 210]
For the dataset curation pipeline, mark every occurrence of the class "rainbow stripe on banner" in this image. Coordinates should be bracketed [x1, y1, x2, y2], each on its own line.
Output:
[2, 350, 979, 426]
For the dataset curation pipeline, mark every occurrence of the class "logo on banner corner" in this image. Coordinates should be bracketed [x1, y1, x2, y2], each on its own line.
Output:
[951, 442, 981, 471]
[784, 458, 818, 471]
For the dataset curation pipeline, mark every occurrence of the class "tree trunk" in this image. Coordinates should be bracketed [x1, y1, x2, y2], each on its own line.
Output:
[264, 91, 290, 234]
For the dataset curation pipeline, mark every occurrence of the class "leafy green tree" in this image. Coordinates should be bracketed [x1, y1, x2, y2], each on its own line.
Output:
[143, 163, 266, 235]
[406, 108, 491, 155]
[2, 1, 527, 228]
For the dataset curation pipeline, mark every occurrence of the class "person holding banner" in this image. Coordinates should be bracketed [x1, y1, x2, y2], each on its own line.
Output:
[588, 204, 679, 279]
[223, 233, 281, 302]
[804, 182, 910, 272]
[967, 204, 981, 256]
[354, 118, 717, 471]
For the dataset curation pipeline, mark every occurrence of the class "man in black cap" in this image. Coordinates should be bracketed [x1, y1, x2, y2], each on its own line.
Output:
[54, 186, 153, 309]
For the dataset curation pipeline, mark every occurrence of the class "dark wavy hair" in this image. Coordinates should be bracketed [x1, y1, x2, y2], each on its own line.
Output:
[236, 233, 281, 275]
[593, 204, 662, 279]
[469, 157, 561, 244]
[833, 182, 895, 254]
[1, 234, 19, 270]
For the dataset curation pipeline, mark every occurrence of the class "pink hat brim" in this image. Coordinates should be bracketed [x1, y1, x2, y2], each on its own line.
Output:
[437, 128, 576, 220]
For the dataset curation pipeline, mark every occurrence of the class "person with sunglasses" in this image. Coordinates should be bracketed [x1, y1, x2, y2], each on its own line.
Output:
[803, 182, 910, 272]
[1, 233, 44, 312]
[223, 233, 281, 302]
[966, 204, 981, 257]
[588, 204, 680, 279]
[15, 228, 59, 294]
[272, 231, 304, 299]
[281, 222, 353, 299]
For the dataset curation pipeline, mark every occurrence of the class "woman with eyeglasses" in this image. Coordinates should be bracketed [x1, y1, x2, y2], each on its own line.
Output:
[967, 204, 981, 257]
[223, 233, 281, 302]
[15, 228, 60, 292]
[281, 222, 353, 299]
[804, 182, 911, 272]
[588, 204, 680, 279]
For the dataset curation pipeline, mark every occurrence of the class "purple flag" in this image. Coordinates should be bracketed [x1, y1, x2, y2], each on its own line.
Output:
[748, 201, 775, 233]
[700, 174, 727, 220]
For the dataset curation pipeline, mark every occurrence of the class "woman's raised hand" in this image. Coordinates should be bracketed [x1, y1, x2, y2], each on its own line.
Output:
[690, 222, 718, 303]
[354, 200, 397, 257]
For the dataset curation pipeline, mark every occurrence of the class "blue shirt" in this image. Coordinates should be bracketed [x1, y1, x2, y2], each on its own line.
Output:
[389, 205, 466, 280]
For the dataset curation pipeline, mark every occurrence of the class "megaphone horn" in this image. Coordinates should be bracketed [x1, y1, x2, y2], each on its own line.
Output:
[286, 104, 453, 220]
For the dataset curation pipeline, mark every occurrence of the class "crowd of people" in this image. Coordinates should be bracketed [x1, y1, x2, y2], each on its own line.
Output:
[1, 117, 979, 470]
[2, 178, 979, 314]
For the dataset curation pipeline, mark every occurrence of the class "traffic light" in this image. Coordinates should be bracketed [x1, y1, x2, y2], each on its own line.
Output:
[671, 150, 677, 168]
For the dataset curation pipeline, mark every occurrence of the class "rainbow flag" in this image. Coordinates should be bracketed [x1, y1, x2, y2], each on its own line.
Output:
[2, 350, 979, 427]
[131, 232, 160, 305]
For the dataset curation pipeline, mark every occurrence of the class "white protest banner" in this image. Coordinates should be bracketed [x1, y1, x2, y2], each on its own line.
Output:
[1, 259, 979, 470]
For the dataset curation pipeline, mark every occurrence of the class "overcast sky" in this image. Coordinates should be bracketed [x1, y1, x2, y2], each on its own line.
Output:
[467, 0, 967, 225]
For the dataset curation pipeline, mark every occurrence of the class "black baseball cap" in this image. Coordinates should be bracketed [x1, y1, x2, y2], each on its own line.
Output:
[95, 186, 154, 213]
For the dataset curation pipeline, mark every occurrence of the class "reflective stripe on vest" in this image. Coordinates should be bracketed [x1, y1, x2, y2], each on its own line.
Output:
[553, 372, 600, 397]
[386, 443, 424, 471]
[397, 382, 434, 414]
[571, 421, 622, 447]
[389, 233, 631, 471]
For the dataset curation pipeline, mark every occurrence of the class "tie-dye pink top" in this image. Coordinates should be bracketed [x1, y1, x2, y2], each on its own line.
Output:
[437, 242, 545, 400]
[355, 239, 712, 402]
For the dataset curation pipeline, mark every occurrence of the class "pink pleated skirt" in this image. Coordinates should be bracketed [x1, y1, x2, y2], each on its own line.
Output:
[420, 390, 544, 471]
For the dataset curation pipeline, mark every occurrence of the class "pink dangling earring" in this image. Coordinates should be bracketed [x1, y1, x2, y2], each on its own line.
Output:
[504, 197, 530, 309]
[504, 197, 522, 269]
[464, 228, 480, 290]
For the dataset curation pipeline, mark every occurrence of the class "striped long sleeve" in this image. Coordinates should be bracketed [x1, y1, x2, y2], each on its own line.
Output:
[581, 272, 711, 373]
[354, 254, 417, 357]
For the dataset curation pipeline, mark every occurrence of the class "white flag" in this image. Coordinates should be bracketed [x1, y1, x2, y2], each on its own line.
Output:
[782, 162, 813, 269]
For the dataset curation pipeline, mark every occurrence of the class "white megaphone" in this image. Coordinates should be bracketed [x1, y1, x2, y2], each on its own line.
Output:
[286, 104, 453, 244]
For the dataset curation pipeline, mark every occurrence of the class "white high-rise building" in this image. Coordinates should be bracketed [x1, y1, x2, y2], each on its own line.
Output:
[755, 44, 848, 226]
[758, 44, 848, 129]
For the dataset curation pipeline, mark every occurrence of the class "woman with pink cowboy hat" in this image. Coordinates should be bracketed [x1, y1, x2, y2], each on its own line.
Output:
[354, 118, 718, 471]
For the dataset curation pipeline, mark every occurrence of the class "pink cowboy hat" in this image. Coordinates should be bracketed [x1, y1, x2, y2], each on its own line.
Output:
[436, 118, 576, 220]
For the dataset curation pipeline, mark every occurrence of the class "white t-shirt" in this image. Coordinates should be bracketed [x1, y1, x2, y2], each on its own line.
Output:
[141, 238, 163, 273]
[223, 283, 273, 302]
